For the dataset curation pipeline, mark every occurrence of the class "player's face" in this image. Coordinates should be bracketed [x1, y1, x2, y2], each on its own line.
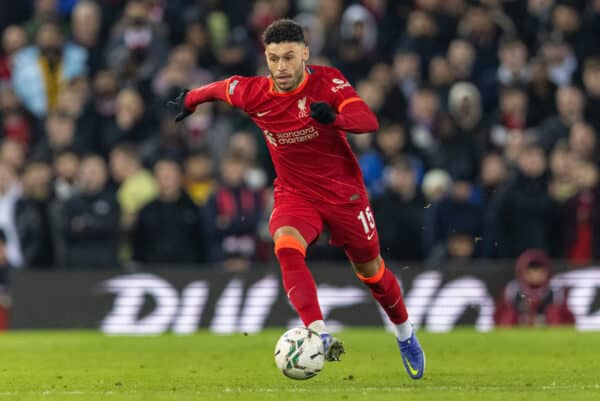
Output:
[265, 42, 309, 92]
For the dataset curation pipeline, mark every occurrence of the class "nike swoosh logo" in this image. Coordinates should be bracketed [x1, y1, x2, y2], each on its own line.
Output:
[367, 231, 375, 240]
[256, 110, 271, 117]
[404, 357, 419, 376]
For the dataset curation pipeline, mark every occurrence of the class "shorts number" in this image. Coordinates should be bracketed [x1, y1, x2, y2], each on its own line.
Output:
[357, 206, 375, 234]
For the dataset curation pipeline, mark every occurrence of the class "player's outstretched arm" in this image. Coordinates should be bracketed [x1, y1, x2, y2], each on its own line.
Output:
[310, 100, 379, 134]
[167, 80, 229, 122]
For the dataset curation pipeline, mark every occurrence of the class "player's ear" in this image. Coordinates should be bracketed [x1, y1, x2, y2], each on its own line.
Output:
[302, 44, 309, 62]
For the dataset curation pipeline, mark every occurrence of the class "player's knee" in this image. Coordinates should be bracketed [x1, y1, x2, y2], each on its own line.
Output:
[354, 255, 384, 282]
[274, 234, 306, 262]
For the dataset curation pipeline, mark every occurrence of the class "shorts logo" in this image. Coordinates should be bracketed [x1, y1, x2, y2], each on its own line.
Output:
[297, 96, 309, 118]
[331, 78, 351, 93]
[229, 79, 239, 95]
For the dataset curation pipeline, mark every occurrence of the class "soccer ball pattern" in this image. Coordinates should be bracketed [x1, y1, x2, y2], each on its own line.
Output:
[274, 327, 325, 380]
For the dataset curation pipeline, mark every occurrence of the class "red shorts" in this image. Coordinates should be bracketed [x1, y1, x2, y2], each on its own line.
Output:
[269, 190, 380, 263]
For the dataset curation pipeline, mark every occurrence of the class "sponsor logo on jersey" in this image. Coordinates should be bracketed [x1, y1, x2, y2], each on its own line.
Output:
[263, 129, 278, 147]
[297, 96, 309, 118]
[263, 126, 320, 146]
[229, 79, 239, 95]
[331, 78, 351, 93]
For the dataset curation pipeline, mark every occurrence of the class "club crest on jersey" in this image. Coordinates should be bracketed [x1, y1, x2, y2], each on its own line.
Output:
[297, 96, 309, 118]
[331, 78, 351, 93]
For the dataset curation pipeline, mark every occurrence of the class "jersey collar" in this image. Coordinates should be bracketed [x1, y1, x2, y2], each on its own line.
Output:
[268, 67, 311, 97]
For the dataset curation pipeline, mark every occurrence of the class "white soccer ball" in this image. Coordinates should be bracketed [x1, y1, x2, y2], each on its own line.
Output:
[274, 327, 325, 380]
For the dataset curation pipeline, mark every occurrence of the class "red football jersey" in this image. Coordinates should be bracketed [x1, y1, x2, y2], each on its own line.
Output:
[224, 65, 374, 205]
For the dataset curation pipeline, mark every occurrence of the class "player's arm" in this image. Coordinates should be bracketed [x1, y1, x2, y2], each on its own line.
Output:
[310, 99, 379, 133]
[168, 77, 243, 122]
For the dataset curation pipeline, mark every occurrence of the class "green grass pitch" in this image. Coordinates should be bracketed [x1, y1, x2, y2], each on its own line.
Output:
[1, 328, 599, 400]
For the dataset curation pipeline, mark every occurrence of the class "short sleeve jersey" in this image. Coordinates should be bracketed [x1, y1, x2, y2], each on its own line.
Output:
[225, 65, 371, 205]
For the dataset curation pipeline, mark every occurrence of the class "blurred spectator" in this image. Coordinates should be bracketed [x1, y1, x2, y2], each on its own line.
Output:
[109, 143, 157, 231]
[184, 149, 215, 206]
[494, 249, 574, 326]
[358, 123, 419, 198]
[78, 69, 119, 152]
[33, 110, 78, 160]
[24, 0, 62, 38]
[373, 157, 425, 261]
[11, 21, 87, 117]
[337, 4, 378, 82]
[133, 158, 204, 265]
[52, 148, 79, 201]
[562, 161, 600, 266]
[142, 112, 188, 167]
[408, 87, 440, 160]
[424, 179, 483, 264]
[0, 86, 33, 148]
[100, 87, 155, 154]
[105, 0, 168, 87]
[477, 152, 508, 205]
[547, 141, 577, 203]
[583, 57, 600, 132]
[0, 229, 11, 330]
[204, 151, 263, 271]
[397, 10, 441, 76]
[447, 38, 476, 82]
[568, 122, 598, 164]
[487, 85, 530, 152]
[491, 144, 559, 258]
[379, 49, 419, 123]
[0, 25, 28, 81]
[62, 154, 120, 268]
[183, 18, 216, 70]
[71, 0, 103, 75]
[526, 57, 557, 127]
[0, 162, 23, 268]
[540, 36, 577, 87]
[537, 85, 585, 152]
[0, 139, 26, 172]
[421, 168, 452, 205]
[152, 44, 212, 99]
[15, 160, 55, 267]
[551, 2, 584, 60]
[480, 37, 530, 110]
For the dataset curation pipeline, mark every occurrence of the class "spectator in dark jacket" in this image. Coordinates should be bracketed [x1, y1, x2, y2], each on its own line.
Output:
[424, 178, 484, 264]
[373, 157, 425, 261]
[562, 161, 600, 266]
[62, 154, 120, 268]
[15, 160, 55, 268]
[491, 144, 559, 258]
[204, 151, 262, 271]
[132, 158, 203, 265]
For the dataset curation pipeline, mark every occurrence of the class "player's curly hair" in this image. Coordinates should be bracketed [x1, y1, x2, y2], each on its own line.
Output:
[262, 19, 305, 45]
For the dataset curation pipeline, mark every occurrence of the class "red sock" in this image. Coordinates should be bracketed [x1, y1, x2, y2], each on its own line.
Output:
[358, 261, 408, 324]
[275, 247, 323, 326]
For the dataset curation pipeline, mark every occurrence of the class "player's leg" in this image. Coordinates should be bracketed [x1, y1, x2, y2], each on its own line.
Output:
[327, 202, 424, 378]
[349, 252, 425, 379]
[270, 202, 344, 361]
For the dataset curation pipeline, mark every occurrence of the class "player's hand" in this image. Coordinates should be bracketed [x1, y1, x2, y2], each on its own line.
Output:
[310, 102, 336, 124]
[167, 89, 193, 122]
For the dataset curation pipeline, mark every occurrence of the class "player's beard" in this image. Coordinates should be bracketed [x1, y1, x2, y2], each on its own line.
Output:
[273, 62, 305, 92]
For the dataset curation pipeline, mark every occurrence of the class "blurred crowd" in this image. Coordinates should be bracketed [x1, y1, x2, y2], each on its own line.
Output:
[0, 0, 599, 275]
